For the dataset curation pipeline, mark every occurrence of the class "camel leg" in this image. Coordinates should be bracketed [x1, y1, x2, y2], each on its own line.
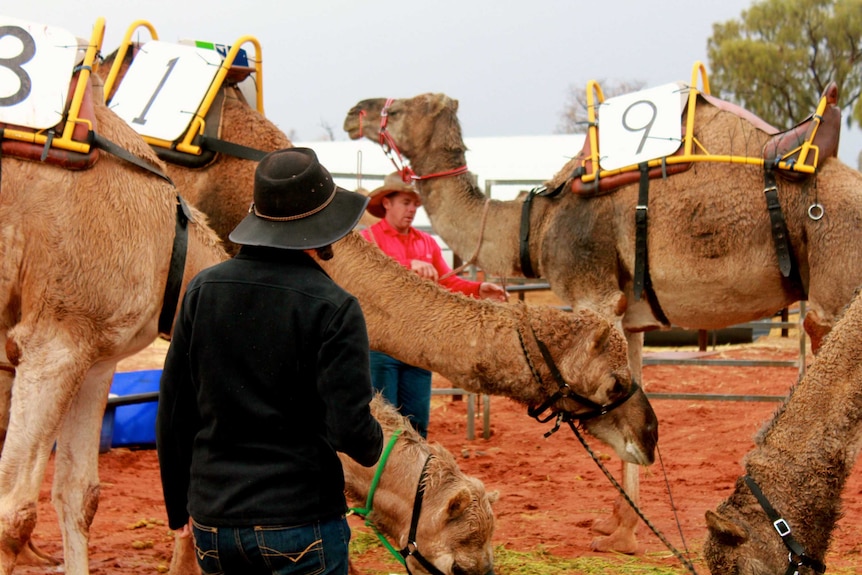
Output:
[0, 329, 91, 575]
[169, 532, 201, 575]
[52, 362, 117, 575]
[591, 330, 643, 553]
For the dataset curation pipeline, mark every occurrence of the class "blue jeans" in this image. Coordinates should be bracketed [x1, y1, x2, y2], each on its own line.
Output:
[369, 351, 431, 438]
[191, 516, 350, 575]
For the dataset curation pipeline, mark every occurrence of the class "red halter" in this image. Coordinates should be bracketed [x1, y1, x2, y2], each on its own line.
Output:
[377, 98, 468, 183]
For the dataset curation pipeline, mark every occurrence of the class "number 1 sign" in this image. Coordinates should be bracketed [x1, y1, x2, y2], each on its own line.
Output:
[597, 82, 684, 171]
[0, 15, 78, 129]
[109, 40, 223, 143]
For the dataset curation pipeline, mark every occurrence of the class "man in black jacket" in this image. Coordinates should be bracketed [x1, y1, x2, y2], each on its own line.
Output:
[157, 147, 383, 575]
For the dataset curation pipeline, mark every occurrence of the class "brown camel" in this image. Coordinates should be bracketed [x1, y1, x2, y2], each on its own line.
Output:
[99, 32, 658, 575]
[0, 33, 229, 575]
[702, 289, 862, 574]
[342, 91, 862, 553]
[345, 394, 497, 575]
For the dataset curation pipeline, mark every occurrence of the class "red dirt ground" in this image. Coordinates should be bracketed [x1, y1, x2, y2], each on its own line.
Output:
[16, 326, 862, 574]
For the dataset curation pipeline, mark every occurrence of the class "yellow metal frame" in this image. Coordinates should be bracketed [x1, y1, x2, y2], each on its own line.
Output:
[103, 20, 265, 156]
[578, 61, 826, 184]
[1, 17, 103, 154]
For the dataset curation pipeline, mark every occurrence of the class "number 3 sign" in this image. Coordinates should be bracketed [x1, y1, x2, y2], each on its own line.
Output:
[598, 82, 684, 171]
[109, 41, 223, 143]
[0, 16, 79, 129]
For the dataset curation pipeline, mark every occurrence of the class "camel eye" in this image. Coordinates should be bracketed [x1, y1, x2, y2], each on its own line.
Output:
[610, 376, 626, 398]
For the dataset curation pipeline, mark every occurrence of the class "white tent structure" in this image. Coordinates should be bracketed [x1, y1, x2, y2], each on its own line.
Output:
[296, 134, 585, 227]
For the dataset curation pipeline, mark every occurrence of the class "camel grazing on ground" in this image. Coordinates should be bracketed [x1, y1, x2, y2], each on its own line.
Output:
[342, 91, 862, 553]
[702, 289, 862, 574]
[347, 394, 497, 575]
[0, 54, 228, 575]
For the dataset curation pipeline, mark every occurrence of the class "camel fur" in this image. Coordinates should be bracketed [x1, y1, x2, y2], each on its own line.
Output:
[0, 71, 229, 575]
[99, 54, 658, 574]
[703, 289, 862, 574]
[342, 395, 497, 575]
[341, 92, 862, 553]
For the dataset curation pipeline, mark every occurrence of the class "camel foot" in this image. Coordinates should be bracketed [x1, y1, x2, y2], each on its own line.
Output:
[589, 526, 639, 554]
[591, 513, 619, 536]
[17, 540, 60, 566]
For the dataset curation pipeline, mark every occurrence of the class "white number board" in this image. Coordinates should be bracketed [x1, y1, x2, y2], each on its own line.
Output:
[110, 41, 223, 142]
[598, 82, 683, 171]
[0, 16, 78, 129]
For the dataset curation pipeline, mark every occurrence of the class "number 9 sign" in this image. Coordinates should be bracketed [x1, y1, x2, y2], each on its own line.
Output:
[0, 16, 79, 129]
[597, 82, 684, 171]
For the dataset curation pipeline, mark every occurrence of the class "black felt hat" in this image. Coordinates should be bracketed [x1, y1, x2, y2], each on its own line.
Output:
[229, 147, 367, 249]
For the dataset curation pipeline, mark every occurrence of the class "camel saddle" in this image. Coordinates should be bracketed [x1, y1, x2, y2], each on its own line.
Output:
[568, 81, 841, 195]
[0, 70, 99, 170]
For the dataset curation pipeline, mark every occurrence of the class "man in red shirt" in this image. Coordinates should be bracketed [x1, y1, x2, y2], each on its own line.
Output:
[361, 172, 507, 437]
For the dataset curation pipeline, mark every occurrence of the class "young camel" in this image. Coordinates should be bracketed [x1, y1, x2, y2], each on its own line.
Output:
[703, 289, 862, 574]
[342, 92, 862, 553]
[0, 73, 229, 575]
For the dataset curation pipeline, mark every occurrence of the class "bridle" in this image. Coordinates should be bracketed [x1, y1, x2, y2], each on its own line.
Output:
[348, 430, 449, 575]
[516, 307, 639, 429]
[371, 98, 469, 183]
[743, 475, 826, 575]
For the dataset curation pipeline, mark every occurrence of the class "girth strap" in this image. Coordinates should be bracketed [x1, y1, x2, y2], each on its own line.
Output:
[743, 475, 826, 574]
[763, 169, 793, 278]
[519, 183, 564, 278]
[633, 162, 650, 300]
[197, 135, 267, 162]
[158, 195, 193, 338]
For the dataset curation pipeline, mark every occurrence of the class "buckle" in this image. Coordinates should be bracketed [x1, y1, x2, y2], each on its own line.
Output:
[773, 518, 791, 537]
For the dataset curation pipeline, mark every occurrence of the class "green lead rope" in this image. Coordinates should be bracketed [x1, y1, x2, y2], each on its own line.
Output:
[348, 428, 406, 566]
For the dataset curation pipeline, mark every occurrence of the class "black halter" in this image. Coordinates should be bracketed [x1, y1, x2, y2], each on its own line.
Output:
[400, 455, 448, 575]
[518, 316, 639, 427]
[744, 475, 826, 575]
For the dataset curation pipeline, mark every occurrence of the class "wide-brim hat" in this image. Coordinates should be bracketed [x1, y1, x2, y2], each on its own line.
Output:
[365, 172, 421, 219]
[229, 147, 368, 249]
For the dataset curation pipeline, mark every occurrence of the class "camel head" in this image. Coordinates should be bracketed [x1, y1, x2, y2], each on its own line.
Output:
[703, 497, 793, 575]
[344, 94, 466, 167]
[524, 306, 658, 466]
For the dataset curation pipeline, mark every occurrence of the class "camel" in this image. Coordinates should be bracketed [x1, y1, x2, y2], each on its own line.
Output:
[341, 91, 862, 553]
[702, 289, 862, 574]
[0, 30, 229, 575]
[98, 32, 658, 575]
[346, 394, 497, 575]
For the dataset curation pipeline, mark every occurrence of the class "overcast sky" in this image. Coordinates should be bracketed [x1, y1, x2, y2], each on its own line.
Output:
[8, 0, 862, 167]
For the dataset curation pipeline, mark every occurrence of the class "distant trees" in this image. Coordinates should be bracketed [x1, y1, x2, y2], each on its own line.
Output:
[555, 80, 647, 134]
[707, 0, 862, 129]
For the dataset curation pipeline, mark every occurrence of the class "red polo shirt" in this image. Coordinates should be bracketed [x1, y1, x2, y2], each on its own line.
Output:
[361, 219, 482, 298]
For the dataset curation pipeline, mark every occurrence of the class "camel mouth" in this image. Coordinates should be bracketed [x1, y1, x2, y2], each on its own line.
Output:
[623, 441, 655, 466]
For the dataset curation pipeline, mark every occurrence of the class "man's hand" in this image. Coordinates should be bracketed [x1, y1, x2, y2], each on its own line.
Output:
[479, 282, 508, 302]
[411, 260, 439, 282]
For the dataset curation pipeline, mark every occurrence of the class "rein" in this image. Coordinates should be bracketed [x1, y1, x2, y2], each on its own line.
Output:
[348, 429, 446, 575]
[743, 475, 826, 574]
[377, 98, 468, 183]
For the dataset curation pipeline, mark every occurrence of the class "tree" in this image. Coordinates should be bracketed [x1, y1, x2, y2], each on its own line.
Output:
[707, 0, 862, 130]
[556, 79, 647, 134]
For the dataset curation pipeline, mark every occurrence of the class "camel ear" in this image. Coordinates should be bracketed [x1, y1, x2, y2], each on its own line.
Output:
[487, 490, 499, 505]
[705, 510, 748, 545]
[591, 323, 611, 351]
[446, 488, 472, 520]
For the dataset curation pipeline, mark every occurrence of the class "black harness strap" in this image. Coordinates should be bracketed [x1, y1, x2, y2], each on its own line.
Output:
[196, 134, 268, 162]
[91, 132, 173, 185]
[743, 475, 826, 575]
[518, 183, 564, 278]
[400, 455, 447, 575]
[763, 169, 793, 278]
[157, 195, 192, 338]
[633, 162, 650, 300]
